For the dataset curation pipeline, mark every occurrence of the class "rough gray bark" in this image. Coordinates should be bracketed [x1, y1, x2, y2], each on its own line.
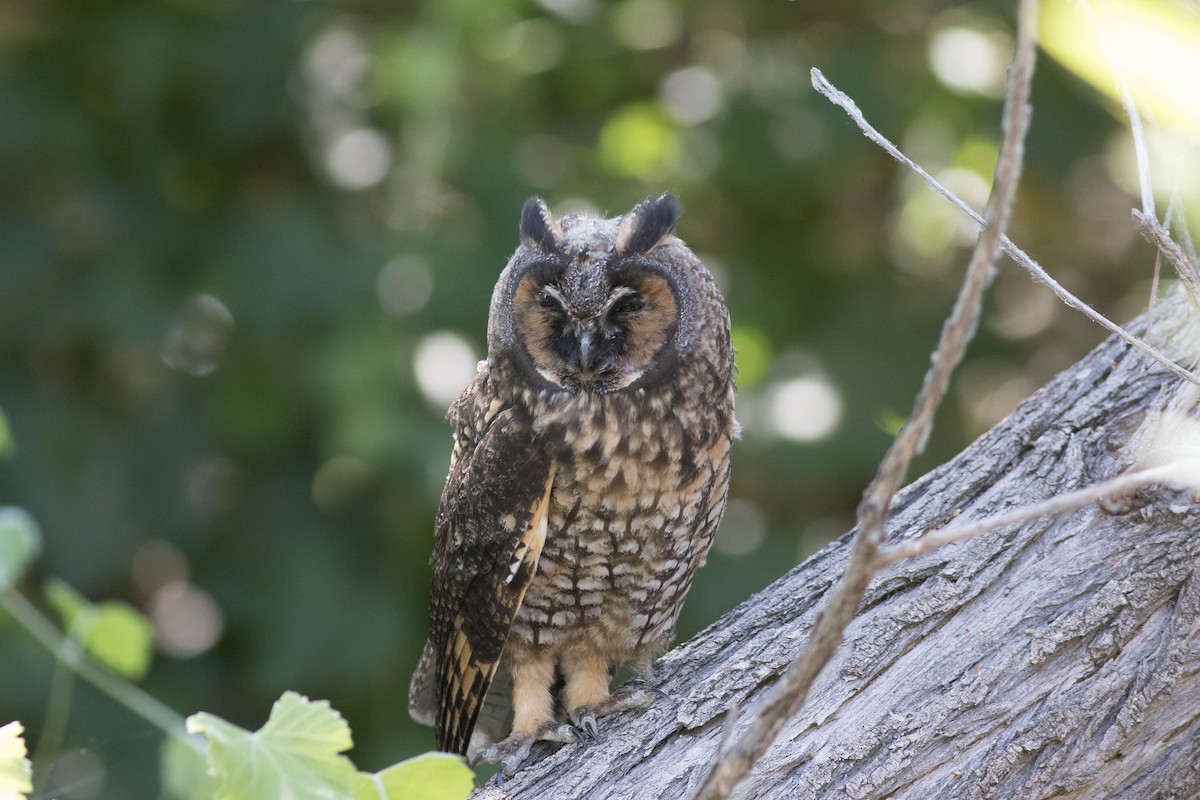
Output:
[472, 304, 1200, 800]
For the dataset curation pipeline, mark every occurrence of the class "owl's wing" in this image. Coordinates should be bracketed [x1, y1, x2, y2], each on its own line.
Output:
[428, 397, 555, 755]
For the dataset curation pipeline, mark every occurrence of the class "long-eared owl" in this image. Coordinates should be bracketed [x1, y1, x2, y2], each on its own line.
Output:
[408, 194, 737, 777]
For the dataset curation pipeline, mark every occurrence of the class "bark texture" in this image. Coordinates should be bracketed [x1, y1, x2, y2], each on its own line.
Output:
[472, 306, 1200, 800]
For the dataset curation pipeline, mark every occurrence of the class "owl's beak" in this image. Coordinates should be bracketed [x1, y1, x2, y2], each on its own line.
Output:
[576, 327, 598, 372]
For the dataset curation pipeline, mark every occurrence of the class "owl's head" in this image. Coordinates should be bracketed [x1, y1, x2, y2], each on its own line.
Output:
[488, 194, 722, 395]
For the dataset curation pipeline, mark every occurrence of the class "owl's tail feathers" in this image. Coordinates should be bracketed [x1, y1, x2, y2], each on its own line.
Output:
[408, 639, 437, 727]
[408, 638, 514, 759]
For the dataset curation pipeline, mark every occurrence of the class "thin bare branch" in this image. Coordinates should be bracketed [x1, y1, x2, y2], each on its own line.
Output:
[690, 4, 1040, 798]
[1133, 209, 1200, 311]
[811, 73, 1200, 389]
[874, 459, 1198, 566]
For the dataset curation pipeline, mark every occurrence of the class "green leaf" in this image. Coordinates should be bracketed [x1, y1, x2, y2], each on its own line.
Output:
[0, 508, 41, 590]
[0, 407, 14, 458]
[187, 692, 357, 800]
[352, 753, 474, 800]
[44, 578, 88, 631]
[44, 578, 155, 680]
[87, 602, 154, 679]
[160, 734, 221, 800]
[0, 721, 33, 799]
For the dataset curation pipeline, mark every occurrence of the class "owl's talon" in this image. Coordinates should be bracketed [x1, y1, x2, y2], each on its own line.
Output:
[481, 734, 534, 784]
[558, 723, 585, 744]
[580, 715, 601, 740]
[481, 720, 585, 784]
[567, 710, 602, 741]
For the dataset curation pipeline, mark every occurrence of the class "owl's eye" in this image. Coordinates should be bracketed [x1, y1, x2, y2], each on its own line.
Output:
[609, 293, 645, 318]
[539, 289, 564, 314]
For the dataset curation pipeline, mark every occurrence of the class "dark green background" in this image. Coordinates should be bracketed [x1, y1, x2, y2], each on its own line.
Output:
[0, 0, 1156, 796]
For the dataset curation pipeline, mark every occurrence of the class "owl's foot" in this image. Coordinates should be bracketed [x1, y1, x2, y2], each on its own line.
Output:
[479, 721, 583, 785]
[567, 681, 669, 740]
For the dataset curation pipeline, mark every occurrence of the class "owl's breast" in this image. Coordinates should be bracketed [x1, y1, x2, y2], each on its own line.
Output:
[511, 387, 733, 654]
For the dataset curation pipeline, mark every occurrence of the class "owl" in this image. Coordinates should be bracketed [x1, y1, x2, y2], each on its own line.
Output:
[408, 194, 737, 779]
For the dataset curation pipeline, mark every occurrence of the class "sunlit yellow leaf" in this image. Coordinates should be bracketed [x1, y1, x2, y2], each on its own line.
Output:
[1041, 0, 1200, 134]
[0, 721, 33, 800]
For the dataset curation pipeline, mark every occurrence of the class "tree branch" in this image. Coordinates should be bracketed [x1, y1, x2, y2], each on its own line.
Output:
[690, 4, 1039, 798]
[1133, 209, 1200, 311]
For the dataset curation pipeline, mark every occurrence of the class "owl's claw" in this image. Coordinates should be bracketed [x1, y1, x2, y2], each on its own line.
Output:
[580, 715, 601, 740]
[567, 710, 603, 741]
[481, 721, 583, 785]
[561, 683, 667, 746]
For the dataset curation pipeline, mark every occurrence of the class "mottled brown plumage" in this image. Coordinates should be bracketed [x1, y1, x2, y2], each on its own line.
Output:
[409, 194, 737, 777]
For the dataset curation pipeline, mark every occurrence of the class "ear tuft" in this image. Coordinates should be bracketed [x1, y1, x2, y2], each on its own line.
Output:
[520, 197, 561, 251]
[615, 193, 682, 256]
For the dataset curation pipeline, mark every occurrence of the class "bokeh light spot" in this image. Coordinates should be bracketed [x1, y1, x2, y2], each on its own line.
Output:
[150, 580, 224, 659]
[660, 67, 723, 125]
[413, 331, 479, 407]
[324, 127, 392, 190]
[377, 255, 434, 315]
[304, 26, 370, 95]
[714, 498, 767, 557]
[767, 376, 843, 442]
[539, 0, 598, 23]
[161, 293, 234, 377]
[598, 103, 680, 179]
[612, 0, 682, 50]
[929, 26, 1011, 98]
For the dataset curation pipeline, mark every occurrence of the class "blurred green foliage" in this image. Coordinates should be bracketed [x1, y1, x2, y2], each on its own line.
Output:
[0, 0, 1169, 796]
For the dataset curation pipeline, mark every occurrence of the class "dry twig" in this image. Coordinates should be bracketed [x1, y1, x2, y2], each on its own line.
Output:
[810, 74, 1200, 389]
[874, 458, 1200, 566]
[690, 3, 1039, 798]
[1133, 209, 1200, 311]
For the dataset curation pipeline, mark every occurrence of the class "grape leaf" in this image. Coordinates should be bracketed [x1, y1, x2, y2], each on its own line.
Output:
[0, 508, 41, 590]
[0, 721, 33, 800]
[44, 578, 154, 680]
[351, 753, 474, 800]
[160, 733, 220, 800]
[187, 691, 357, 800]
